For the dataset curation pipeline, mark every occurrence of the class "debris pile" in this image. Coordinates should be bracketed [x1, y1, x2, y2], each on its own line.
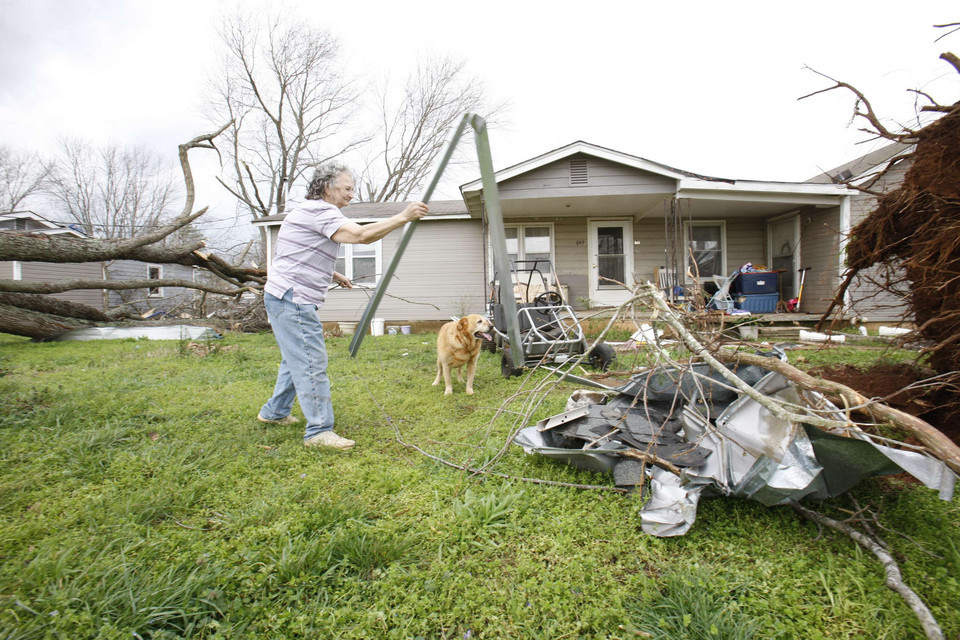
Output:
[515, 351, 957, 537]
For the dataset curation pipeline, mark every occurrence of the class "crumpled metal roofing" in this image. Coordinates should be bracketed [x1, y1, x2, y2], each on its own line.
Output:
[514, 359, 957, 537]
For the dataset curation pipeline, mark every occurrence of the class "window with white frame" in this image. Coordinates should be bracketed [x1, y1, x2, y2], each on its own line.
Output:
[685, 221, 726, 280]
[147, 264, 163, 297]
[504, 224, 554, 271]
[335, 241, 381, 286]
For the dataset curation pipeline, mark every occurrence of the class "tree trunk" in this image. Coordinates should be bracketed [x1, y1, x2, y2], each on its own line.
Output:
[0, 302, 91, 339]
[0, 292, 112, 321]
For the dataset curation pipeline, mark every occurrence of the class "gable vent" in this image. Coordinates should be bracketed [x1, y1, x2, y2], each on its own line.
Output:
[569, 158, 589, 185]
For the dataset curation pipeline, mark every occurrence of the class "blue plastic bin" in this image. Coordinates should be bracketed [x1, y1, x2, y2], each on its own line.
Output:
[733, 271, 778, 295]
[735, 293, 779, 313]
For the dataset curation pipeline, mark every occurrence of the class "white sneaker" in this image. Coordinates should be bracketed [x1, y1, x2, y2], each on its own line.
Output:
[257, 413, 300, 425]
[304, 431, 355, 450]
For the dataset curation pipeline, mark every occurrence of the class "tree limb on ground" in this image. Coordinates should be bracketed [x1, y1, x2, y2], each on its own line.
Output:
[714, 349, 960, 476]
[792, 502, 944, 640]
[0, 277, 254, 298]
[640, 282, 960, 476]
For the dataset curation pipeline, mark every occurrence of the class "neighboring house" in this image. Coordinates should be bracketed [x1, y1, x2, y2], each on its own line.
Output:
[806, 142, 914, 322]
[1, 211, 202, 315]
[257, 141, 859, 323]
[0, 211, 103, 308]
[105, 259, 202, 316]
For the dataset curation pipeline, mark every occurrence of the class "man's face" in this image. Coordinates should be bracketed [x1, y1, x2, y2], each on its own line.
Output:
[325, 173, 355, 208]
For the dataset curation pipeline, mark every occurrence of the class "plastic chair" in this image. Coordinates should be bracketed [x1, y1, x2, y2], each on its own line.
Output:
[707, 272, 740, 312]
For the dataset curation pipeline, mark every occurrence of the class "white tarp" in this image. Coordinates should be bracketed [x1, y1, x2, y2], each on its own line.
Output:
[51, 325, 222, 341]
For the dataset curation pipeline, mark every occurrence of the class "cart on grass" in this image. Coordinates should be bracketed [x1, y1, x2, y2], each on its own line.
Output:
[486, 259, 616, 377]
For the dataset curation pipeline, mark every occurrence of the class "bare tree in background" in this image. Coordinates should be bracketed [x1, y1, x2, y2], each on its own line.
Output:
[359, 55, 503, 203]
[48, 138, 180, 239]
[208, 11, 364, 221]
[0, 125, 266, 340]
[0, 146, 52, 212]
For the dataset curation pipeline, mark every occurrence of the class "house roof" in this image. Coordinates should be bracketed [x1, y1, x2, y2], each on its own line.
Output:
[0, 210, 89, 237]
[251, 199, 469, 226]
[459, 140, 736, 189]
[458, 140, 854, 220]
[805, 141, 914, 186]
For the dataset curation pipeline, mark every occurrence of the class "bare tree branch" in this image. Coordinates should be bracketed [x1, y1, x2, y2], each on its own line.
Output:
[209, 11, 363, 219]
[0, 146, 52, 212]
[793, 503, 944, 640]
[359, 54, 505, 203]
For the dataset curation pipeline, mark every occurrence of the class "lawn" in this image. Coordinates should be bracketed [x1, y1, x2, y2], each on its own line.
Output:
[0, 330, 957, 639]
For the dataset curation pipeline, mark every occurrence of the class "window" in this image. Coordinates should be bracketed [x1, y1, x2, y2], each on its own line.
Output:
[147, 265, 163, 297]
[505, 224, 554, 271]
[685, 222, 726, 280]
[335, 241, 382, 286]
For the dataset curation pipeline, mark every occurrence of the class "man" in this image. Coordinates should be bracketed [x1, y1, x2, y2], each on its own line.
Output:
[257, 163, 428, 449]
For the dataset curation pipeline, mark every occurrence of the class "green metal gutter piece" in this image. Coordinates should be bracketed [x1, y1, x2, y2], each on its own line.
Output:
[349, 113, 524, 369]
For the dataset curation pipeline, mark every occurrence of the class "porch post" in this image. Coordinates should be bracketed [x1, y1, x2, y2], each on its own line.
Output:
[839, 195, 852, 310]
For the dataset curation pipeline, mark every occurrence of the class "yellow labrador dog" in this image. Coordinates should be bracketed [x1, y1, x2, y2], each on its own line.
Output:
[433, 314, 494, 395]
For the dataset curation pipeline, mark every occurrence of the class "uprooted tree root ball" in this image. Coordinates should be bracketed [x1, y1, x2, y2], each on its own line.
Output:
[811, 361, 960, 448]
[811, 47, 960, 433]
[846, 108, 960, 375]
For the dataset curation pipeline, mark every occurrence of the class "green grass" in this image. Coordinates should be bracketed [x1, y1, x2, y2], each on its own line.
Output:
[0, 331, 957, 639]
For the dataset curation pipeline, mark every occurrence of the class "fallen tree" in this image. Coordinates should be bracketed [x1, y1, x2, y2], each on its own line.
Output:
[808, 41, 960, 378]
[0, 124, 267, 339]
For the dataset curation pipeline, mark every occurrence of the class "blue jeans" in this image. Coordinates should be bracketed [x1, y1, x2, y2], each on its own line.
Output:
[260, 289, 335, 441]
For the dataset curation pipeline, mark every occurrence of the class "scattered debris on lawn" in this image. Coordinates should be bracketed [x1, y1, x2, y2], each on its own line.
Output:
[516, 349, 957, 537]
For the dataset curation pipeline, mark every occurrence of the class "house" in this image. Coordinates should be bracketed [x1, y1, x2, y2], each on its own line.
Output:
[253, 200, 487, 323]
[806, 142, 914, 322]
[104, 259, 202, 317]
[0, 211, 202, 315]
[0, 211, 103, 308]
[256, 141, 862, 324]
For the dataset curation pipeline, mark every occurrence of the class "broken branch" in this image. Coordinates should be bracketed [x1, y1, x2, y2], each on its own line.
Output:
[792, 502, 944, 640]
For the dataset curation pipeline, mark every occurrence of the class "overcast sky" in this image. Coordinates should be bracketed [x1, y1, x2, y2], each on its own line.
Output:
[1, 0, 957, 243]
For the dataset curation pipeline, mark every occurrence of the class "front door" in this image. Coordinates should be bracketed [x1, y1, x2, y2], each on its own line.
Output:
[588, 220, 634, 306]
[768, 215, 800, 299]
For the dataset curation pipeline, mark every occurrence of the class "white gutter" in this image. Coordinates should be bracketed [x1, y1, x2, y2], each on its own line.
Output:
[679, 178, 855, 195]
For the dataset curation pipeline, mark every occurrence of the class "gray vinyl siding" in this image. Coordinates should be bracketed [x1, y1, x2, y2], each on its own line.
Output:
[0, 218, 51, 232]
[316, 220, 485, 322]
[798, 206, 841, 314]
[725, 218, 768, 275]
[552, 218, 588, 303]
[633, 218, 669, 287]
[106, 260, 201, 313]
[19, 261, 104, 308]
[499, 154, 676, 199]
[844, 161, 912, 321]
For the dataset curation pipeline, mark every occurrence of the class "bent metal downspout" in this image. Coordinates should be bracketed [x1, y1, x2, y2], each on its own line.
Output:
[349, 113, 525, 369]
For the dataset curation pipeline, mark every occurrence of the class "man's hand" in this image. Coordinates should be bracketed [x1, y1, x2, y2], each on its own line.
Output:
[333, 272, 353, 289]
[400, 202, 428, 222]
